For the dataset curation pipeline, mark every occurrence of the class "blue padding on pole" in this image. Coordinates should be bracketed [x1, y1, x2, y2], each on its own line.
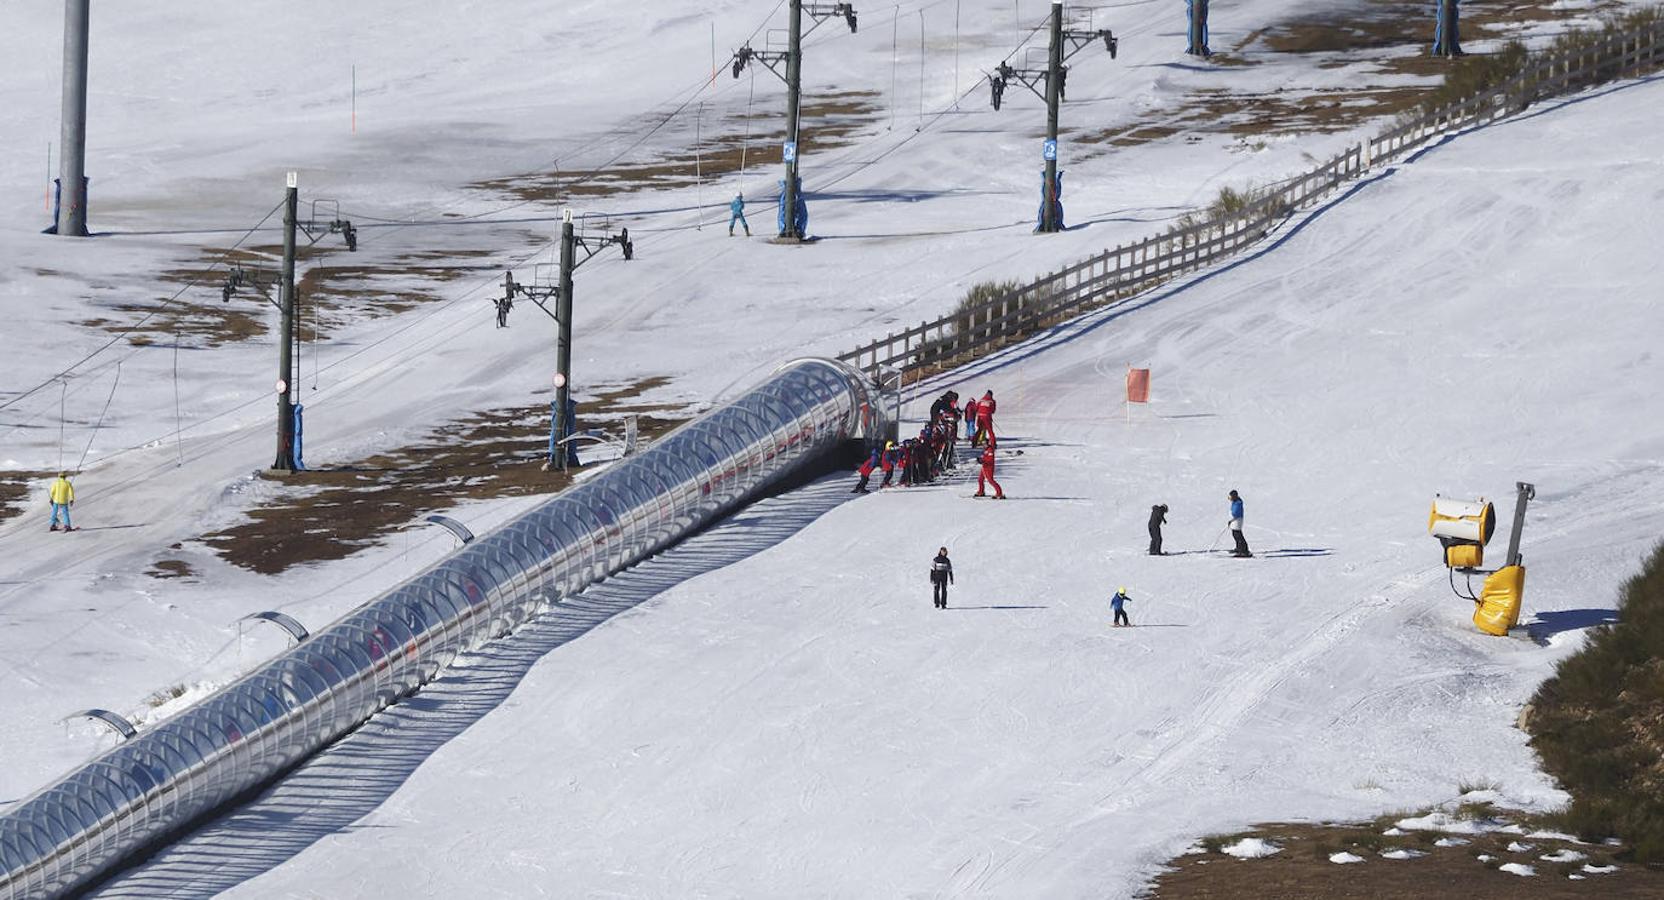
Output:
[1035, 170, 1065, 231]
[1186, 0, 1211, 57]
[776, 177, 809, 235]
[292, 404, 306, 471]
[1433, 0, 1463, 57]
[565, 397, 580, 467]
[548, 399, 559, 464]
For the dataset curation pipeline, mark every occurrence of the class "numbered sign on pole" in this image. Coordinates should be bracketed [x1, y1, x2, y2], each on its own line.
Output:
[783, 141, 798, 163]
[1042, 139, 1058, 161]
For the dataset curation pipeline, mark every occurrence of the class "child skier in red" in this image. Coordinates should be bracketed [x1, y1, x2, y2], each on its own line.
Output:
[974, 439, 1004, 499]
[853, 446, 881, 493]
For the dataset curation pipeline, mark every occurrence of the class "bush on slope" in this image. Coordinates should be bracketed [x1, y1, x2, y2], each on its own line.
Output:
[1529, 540, 1664, 863]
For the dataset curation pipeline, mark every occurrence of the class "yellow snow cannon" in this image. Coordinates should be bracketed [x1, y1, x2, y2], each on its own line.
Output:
[1430, 483, 1535, 636]
[1475, 564, 1526, 636]
[1429, 495, 1495, 569]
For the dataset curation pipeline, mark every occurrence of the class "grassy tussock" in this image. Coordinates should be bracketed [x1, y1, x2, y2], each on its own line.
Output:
[1420, 7, 1664, 113]
[1528, 540, 1664, 862]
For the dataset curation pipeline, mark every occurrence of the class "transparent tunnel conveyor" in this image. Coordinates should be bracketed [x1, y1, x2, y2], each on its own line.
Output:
[0, 358, 888, 899]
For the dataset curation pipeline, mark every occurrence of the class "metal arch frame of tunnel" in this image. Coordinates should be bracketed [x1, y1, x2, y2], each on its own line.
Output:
[0, 358, 887, 899]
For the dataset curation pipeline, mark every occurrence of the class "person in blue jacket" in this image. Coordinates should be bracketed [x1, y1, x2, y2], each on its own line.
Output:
[878, 440, 900, 489]
[1228, 489, 1252, 557]
[852, 446, 881, 493]
[729, 193, 751, 237]
[1111, 587, 1131, 627]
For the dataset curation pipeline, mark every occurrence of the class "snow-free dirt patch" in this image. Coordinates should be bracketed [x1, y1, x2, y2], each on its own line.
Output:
[0, 470, 46, 525]
[474, 90, 882, 203]
[200, 377, 688, 574]
[1082, 0, 1642, 148]
[1150, 817, 1663, 898]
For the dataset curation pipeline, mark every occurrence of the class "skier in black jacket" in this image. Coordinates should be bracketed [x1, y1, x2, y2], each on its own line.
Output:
[930, 547, 955, 609]
[929, 390, 958, 422]
[1148, 504, 1168, 555]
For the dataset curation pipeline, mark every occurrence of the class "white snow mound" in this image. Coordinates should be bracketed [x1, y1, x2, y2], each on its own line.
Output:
[1221, 838, 1282, 859]
[1395, 812, 1499, 835]
[1539, 849, 1586, 863]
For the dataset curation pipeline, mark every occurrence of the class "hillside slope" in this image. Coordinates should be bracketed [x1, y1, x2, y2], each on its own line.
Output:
[87, 69, 1664, 899]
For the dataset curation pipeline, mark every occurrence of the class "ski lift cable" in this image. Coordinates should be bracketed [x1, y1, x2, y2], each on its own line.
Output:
[18, 0, 1059, 478]
[0, 197, 286, 413]
[8, 0, 894, 493]
[741, 63, 757, 177]
[75, 362, 121, 473]
[339, 0, 789, 231]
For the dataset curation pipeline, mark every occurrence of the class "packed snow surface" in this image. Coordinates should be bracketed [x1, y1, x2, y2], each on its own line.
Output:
[89, 72, 1664, 898]
[1, 1, 1662, 897]
[1328, 851, 1365, 864]
[1499, 863, 1538, 877]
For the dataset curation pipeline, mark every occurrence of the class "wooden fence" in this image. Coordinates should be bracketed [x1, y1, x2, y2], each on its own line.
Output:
[837, 17, 1664, 382]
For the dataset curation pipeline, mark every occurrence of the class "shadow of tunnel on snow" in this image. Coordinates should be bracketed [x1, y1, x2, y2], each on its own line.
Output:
[86, 474, 860, 899]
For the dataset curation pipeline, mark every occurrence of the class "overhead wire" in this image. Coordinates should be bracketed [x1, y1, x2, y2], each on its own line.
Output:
[26, 0, 805, 472]
[0, 197, 285, 414]
[75, 363, 121, 473]
[11, 0, 1094, 495]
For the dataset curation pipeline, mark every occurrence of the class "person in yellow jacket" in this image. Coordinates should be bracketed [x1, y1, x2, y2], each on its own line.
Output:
[48, 473, 76, 532]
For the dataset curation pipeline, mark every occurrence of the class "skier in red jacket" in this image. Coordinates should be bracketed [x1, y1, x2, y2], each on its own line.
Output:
[852, 446, 881, 493]
[963, 397, 980, 442]
[973, 390, 996, 447]
[974, 439, 1005, 499]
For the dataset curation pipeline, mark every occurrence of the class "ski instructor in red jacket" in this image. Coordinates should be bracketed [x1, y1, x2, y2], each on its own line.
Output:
[975, 439, 1005, 499]
[974, 390, 996, 447]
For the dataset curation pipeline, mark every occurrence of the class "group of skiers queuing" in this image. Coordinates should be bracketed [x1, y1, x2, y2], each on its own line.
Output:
[872, 386, 1255, 620]
[851, 388, 1004, 499]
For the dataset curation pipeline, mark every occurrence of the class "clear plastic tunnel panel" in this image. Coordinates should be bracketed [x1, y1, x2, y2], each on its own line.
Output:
[0, 359, 884, 899]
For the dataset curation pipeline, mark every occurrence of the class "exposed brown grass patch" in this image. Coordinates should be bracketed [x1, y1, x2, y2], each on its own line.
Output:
[1151, 818, 1663, 898]
[77, 244, 504, 349]
[144, 558, 197, 580]
[0, 470, 48, 525]
[1086, 0, 1641, 148]
[475, 90, 883, 203]
[200, 377, 687, 575]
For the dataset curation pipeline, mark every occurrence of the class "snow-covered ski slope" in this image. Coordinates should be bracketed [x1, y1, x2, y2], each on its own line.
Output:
[98, 72, 1664, 897]
[4, 0, 1520, 803]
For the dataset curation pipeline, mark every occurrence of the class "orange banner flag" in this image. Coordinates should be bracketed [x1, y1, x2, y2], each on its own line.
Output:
[1126, 367, 1151, 404]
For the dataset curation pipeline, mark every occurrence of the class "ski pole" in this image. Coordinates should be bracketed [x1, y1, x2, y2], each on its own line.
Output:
[1207, 526, 1228, 553]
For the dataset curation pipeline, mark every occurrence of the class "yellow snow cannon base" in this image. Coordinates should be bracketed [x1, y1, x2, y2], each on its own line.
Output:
[1445, 543, 1483, 569]
[1474, 565, 1525, 636]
